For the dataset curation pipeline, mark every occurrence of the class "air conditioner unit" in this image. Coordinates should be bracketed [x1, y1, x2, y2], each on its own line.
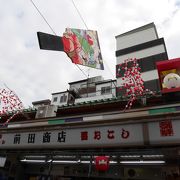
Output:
[35, 105, 57, 119]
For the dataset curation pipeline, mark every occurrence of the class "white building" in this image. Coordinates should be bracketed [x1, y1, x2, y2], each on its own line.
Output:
[115, 22, 168, 95]
[51, 76, 117, 106]
[51, 91, 69, 106]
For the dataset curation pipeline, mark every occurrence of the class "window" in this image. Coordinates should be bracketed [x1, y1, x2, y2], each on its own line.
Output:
[60, 94, 67, 103]
[144, 79, 160, 92]
[53, 97, 58, 102]
[101, 86, 111, 95]
[80, 84, 87, 88]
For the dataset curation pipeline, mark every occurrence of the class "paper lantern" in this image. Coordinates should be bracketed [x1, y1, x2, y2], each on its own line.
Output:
[95, 156, 109, 171]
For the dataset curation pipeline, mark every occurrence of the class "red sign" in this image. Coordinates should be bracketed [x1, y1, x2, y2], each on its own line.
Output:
[159, 120, 174, 136]
[81, 131, 88, 140]
[95, 156, 109, 171]
[156, 58, 180, 93]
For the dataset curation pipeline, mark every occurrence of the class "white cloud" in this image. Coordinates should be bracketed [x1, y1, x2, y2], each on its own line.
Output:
[0, 0, 179, 107]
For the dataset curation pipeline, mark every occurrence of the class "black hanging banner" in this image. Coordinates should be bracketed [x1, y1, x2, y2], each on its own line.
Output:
[37, 32, 64, 51]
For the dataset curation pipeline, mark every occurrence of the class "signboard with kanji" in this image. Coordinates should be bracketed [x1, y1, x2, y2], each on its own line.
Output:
[148, 119, 180, 144]
[0, 123, 143, 149]
[1, 119, 180, 148]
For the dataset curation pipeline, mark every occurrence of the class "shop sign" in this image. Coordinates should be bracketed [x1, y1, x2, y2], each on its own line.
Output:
[0, 123, 143, 149]
[95, 156, 109, 171]
[148, 119, 180, 144]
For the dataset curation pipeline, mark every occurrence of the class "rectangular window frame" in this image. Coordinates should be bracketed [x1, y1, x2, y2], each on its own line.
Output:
[101, 86, 111, 95]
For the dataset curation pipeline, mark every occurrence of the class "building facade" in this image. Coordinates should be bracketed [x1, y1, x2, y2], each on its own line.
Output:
[0, 23, 180, 180]
[116, 22, 169, 94]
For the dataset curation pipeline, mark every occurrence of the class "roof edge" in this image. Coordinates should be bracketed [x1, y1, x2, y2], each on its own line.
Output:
[115, 22, 158, 39]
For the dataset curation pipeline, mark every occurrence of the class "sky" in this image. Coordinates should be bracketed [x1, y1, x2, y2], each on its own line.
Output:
[0, 0, 180, 107]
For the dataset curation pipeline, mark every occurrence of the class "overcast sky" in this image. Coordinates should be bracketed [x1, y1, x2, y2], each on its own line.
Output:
[0, 0, 180, 107]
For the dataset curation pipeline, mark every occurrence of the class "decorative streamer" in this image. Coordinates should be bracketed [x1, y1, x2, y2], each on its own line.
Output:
[0, 87, 24, 125]
[118, 58, 145, 110]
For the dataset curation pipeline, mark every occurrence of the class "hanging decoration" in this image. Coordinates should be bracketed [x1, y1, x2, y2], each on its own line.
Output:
[37, 28, 104, 70]
[95, 156, 109, 171]
[0, 87, 24, 125]
[118, 58, 145, 110]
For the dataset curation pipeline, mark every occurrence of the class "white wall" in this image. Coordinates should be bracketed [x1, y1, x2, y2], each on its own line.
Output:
[117, 70, 159, 86]
[75, 94, 114, 103]
[51, 92, 68, 106]
[69, 82, 86, 91]
[74, 81, 117, 103]
[116, 44, 166, 64]
[96, 82, 116, 97]
[69, 76, 104, 91]
[80, 92, 96, 98]
[116, 27, 157, 50]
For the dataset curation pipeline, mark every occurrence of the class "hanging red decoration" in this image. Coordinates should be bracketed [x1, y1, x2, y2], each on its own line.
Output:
[95, 156, 109, 171]
[118, 58, 145, 110]
[0, 87, 24, 125]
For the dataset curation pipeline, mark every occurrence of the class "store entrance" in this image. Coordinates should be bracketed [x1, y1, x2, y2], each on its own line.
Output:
[1, 146, 180, 180]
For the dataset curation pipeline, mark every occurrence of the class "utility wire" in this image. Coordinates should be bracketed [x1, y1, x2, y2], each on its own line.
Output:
[70, 0, 91, 79]
[71, 0, 117, 101]
[70, 0, 117, 84]
[30, 0, 57, 35]
[71, 0, 89, 30]
[103, 57, 117, 89]
[30, 0, 88, 79]
[76, 65, 88, 78]
[30, 0, 116, 101]
[30, 0, 116, 83]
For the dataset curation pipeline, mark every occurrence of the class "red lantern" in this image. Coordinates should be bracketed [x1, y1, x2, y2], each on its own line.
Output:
[95, 156, 109, 171]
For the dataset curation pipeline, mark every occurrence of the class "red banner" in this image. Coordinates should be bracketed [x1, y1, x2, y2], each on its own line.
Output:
[156, 58, 180, 93]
